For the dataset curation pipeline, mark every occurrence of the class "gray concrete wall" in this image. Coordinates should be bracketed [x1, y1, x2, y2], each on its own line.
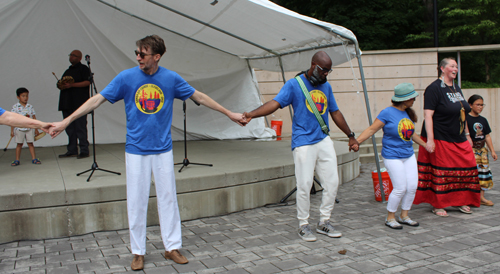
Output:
[256, 49, 500, 149]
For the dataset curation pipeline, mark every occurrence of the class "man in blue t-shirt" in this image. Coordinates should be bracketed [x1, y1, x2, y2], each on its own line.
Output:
[49, 35, 245, 270]
[243, 51, 359, 242]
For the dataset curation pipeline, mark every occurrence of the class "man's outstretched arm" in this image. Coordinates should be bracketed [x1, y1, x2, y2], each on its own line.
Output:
[190, 90, 246, 126]
[50, 94, 107, 138]
[243, 100, 281, 124]
[0, 111, 52, 132]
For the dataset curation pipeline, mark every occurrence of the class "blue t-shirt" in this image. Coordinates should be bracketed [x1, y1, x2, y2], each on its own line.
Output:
[0, 107, 5, 116]
[100, 66, 195, 155]
[377, 106, 415, 159]
[273, 74, 339, 150]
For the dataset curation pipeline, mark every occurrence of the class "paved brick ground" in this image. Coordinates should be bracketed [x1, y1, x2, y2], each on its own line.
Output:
[2, 158, 500, 274]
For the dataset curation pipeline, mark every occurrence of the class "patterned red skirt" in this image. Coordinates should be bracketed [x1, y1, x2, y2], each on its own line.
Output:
[413, 138, 480, 208]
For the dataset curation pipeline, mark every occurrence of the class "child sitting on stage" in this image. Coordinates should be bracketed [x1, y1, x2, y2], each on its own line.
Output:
[467, 94, 497, 206]
[10, 87, 41, 166]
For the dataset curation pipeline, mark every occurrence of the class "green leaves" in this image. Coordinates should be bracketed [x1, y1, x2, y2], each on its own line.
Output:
[273, 0, 500, 84]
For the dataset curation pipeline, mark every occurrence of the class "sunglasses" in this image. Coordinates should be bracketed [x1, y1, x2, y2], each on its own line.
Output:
[134, 50, 154, 59]
[315, 64, 332, 74]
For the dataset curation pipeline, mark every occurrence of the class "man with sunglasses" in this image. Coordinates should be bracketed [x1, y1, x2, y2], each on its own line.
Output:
[243, 51, 359, 242]
[57, 49, 91, 159]
[49, 35, 245, 270]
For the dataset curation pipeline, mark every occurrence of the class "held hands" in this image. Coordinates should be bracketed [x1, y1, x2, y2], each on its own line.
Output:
[40, 122, 53, 134]
[242, 112, 252, 125]
[348, 138, 359, 152]
[48, 121, 69, 138]
[228, 112, 248, 127]
[425, 140, 435, 153]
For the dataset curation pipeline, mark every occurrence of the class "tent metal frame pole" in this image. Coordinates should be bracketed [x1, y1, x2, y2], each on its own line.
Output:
[355, 42, 387, 203]
[457, 51, 462, 88]
[278, 56, 294, 120]
[97, 0, 237, 57]
[246, 59, 270, 127]
[146, 0, 278, 56]
[246, 42, 350, 61]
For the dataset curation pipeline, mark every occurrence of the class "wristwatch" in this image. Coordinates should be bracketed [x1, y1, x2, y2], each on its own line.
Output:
[347, 132, 355, 138]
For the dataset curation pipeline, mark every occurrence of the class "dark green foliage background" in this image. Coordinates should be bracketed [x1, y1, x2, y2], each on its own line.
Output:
[273, 0, 500, 87]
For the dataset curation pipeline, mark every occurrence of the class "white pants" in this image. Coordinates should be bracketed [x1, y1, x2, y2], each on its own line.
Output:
[126, 151, 182, 255]
[293, 137, 339, 226]
[383, 154, 418, 213]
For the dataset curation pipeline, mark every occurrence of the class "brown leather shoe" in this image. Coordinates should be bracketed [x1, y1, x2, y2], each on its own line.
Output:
[164, 249, 188, 264]
[131, 255, 144, 271]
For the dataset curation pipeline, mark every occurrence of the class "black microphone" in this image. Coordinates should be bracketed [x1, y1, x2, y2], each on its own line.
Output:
[85, 55, 90, 64]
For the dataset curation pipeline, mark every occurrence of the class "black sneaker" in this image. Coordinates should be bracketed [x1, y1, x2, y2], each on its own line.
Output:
[77, 153, 90, 159]
[59, 152, 77, 158]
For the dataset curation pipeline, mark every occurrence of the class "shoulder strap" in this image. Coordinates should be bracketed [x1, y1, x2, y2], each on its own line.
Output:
[295, 76, 329, 134]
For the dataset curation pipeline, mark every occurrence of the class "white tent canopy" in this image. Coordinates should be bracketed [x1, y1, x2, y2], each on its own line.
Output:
[0, 0, 361, 147]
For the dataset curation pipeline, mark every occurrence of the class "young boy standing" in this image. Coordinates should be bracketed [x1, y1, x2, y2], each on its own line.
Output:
[10, 87, 41, 166]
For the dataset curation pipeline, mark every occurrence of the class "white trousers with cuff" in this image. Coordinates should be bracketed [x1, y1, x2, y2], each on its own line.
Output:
[293, 136, 339, 227]
[126, 151, 182, 255]
[383, 154, 418, 213]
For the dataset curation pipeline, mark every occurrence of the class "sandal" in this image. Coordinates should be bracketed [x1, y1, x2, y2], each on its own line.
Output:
[432, 208, 449, 217]
[11, 160, 20, 166]
[481, 200, 494, 206]
[32, 158, 41, 164]
[397, 216, 419, 227]
[385, 219, 402, 230]
[457, 205, 472, 214]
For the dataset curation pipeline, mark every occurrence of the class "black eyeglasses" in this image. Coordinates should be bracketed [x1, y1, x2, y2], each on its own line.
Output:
[473, 104, 485, 106]
[316, 64, 332, 74]
[134, 50, 154, 59]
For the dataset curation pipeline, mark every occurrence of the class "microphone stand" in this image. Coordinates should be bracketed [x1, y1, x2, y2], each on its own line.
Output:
[279, 177, 340, 204]
[77, 55, 121, 181]
[175, 99, 213, 172]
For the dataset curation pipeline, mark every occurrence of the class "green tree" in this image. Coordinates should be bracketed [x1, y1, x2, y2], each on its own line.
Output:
[439, 0, 500, 82]
[274, 0, 429, 50]
[274, 0, 500, 84]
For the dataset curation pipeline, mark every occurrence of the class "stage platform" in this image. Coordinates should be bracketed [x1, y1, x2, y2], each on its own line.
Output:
[0, 139, 359, 243]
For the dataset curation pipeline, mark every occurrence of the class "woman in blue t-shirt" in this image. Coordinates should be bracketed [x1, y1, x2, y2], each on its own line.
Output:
[356, 83, 427, 229]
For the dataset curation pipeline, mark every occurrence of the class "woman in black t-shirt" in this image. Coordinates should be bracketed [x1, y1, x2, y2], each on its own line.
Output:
[467, 94, 497, 206]
[413, 58, 480, 217]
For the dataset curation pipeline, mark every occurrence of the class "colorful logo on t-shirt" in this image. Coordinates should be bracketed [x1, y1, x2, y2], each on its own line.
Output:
[135, 84, 164, 114]
[398, 118, 414, 141]
[473, 122, 484, 139]
[305, 90, 328, 115]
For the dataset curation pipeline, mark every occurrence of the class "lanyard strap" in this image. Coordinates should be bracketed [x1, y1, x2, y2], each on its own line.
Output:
[295, 76, 329, 134]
